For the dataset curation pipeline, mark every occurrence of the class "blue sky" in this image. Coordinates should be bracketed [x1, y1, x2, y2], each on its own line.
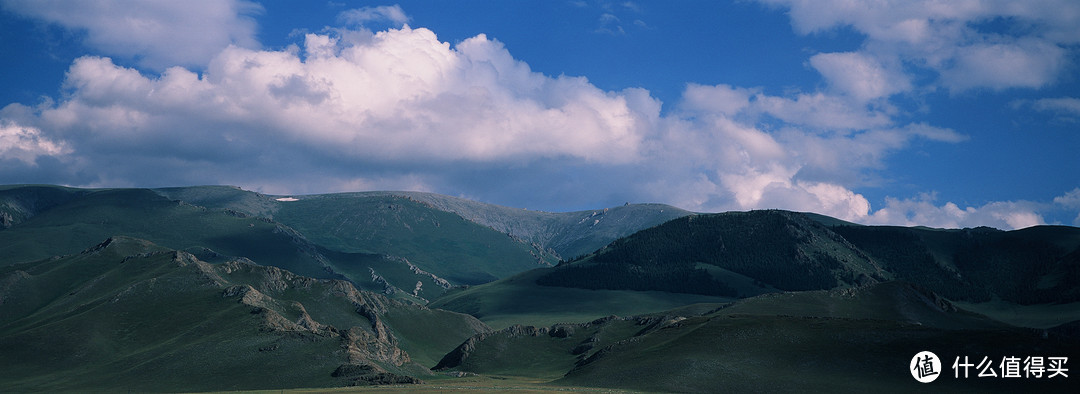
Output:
[0, 0, 1078, 229]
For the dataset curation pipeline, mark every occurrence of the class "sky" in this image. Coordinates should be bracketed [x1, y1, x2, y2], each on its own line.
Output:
[0, 0, 1078, 230]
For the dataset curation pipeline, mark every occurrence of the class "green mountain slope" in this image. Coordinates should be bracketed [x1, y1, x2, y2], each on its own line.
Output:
[0, 187, 344, 281]
[429, 266, 732, 329]
[3, 184, 1080, 392]
[0, 186, 543, 300]
[0, 236, 489, 392]
[435, 282, 1079, 393]
[531, 210, 1080, 305]
[537, 210, 887, 296]
[0, 185, 88, 228]
[397, 191, 693, 259]
[434, 209, 1080, 331]
[2, 185, 697, 301]
[270, 193, 551, 285]
[831, 224, 1080, 304]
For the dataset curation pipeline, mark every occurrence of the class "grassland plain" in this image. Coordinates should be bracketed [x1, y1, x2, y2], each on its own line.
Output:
[203, 375, 641, 393]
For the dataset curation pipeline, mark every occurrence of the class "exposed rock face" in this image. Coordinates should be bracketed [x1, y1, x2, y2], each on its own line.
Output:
[217, 261, 413, 368]
[332, 363, 423, 386]
[549, 325, 574, 338]
[368, 267, 398, 295]
[402, 258, 453, 289]
[432, 324, 555, 371]
[0, 211, 15, 228]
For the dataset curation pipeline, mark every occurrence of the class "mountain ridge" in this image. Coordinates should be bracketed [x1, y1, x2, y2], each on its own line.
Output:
[3, 184, 1080, 392]
[0, 235, 489, 391]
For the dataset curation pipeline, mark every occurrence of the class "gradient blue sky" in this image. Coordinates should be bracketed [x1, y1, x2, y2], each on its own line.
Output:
[1, 0, 1078, 229]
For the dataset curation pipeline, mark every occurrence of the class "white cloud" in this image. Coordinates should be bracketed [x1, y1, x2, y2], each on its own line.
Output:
[759, 0, 1078, 92]
[0, 10, 1059, 231]
[1054, 188, 1080, 226]
[809, 51, 910, 101]
[776, 123, 965, 186]
[681, 84, 755, 116]
[942, 39, 1066, 91]
[1054, 188, 1080, 208]
[0, 0, 261, 70]
[752, 92, 892, 130]
[0, 120, 70, 165]
[338, 5, 410, 27]
[16, 26, 654, 174]
[1030, 97, 1080, 117]
[864, 193, 1046, 229]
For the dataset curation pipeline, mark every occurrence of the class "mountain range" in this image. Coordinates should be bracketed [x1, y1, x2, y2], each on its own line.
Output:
[2, 185, 1078, 392]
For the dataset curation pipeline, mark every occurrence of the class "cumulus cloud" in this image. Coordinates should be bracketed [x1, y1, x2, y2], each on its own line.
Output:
[681, 84, 756, 116]
[864, 193, 1045, 229]
[659, 83, 974, 223]
[1054, 188, 1080, 208]
[24, 28, 653, 164]
[759, 0, 1079, 92]
[776, 123, 966, 186]
[338, 5, 409, 27]
[0, 0, 261, 70]
[1054, 188, 1080, 225]
[1022, 97, 1080, 122]
[0, 3, 1066, 231]
[941, 39, 1066, 91]
[0, 22, 984, 226]
[0, 120, 70, 165]
[809, 51, 910, 101]
[2, 25, 660, 200]
[752, 92, 892, 130]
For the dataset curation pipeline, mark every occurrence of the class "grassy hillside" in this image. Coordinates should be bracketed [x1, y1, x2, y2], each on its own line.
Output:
[435, 282, 1080, 393]
[831, 224, 1080, 304]
[556, 314, 1074, 393]
[4, 184, 1080, 392]
[2, 185, 699, 300]
[0, 187, 342, 281]
[0, 237, 489, 391]
[537, 210, 887, 296]
[429, 267, 732, 329]
[154, 185, 280, 218]
[0, 186, 553, 301]
[527, 210, 1080, 307]
[0, 184, 88, 228]
[401, 191, 693, 260]
[271, 193, 552, 286]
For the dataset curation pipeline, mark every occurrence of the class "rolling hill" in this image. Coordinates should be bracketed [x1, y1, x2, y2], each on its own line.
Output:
[531, 210, 1080, 304]
[432, 209, 1080, 331]
[830, 224, 1080, 304]
[4, 184, 1080, 392]
[435, 281, 1080, 393]
[0, 236, 489, 391]
[1, 185, 687, 301]
[536, 210, 887, 296]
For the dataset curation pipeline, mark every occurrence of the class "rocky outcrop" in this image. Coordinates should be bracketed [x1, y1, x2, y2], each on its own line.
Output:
[331, 363, 423, 386]
[432, 324, 560, 371]
[401, 257, 453, 289]
[368, 267, 398, 295]
[217, 264, 413, 367]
